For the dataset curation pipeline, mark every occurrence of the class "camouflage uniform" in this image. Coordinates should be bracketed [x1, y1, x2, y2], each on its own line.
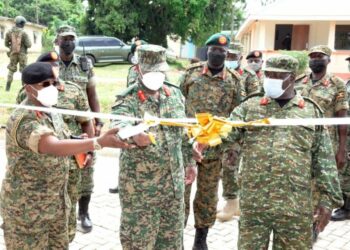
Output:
[15, 81, 91, 241]
[111, 44, 192, 249]
[126, 65, 139, 87]
[297, 73, 349, 152]
[0, 99, 71, 249]
[227, 93, 342, 249]
[5, 26, 32, 87]
[59, 54, 96, 197]
[179, 61, 243, 227]
[241, 66, 264, 95]
[227, 55, 343, 249]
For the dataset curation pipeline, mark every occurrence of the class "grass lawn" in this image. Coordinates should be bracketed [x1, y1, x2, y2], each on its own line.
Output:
[0, 53, 189, 138]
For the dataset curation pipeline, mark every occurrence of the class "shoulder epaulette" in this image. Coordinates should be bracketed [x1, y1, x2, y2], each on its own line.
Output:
[186, 62, 205, 71]
[227, 68, 242, 80]
[116, 83, 138, 98]
[302, 96, 324, 114]
[330, 75, 345, 85]
[163, 81, 179, 89]
[242, 92, 264, 102]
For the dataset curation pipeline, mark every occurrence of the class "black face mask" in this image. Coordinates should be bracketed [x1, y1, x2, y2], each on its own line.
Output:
[208, 51, 226, 69]
[60, 41, 76, 55]
[309, 60, 327, 73]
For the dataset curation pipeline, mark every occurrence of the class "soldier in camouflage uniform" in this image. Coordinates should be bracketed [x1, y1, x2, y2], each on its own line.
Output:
[331, 55, 350, 221]
[55, 25, 102, 232]
[16, 51, 95, 241]
[4, 16, 32, 91]
[225, 42, 244, 75]
[179, 33, 243, 249]
[0, 62, 131, 249]
[294, 46, 348, 226]
[241, 50, 264, 95]
[111, 44, 195, 249]
[194, 55, 343, 249]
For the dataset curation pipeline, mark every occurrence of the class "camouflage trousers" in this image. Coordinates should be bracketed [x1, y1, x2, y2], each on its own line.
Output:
[67, 168, 81, 242]
[239, 212, 313, 250]
[339, 159, 350, 198]
[79, 165, 94, 197]
[2, 201, 69, 250]
[120, 195, 184, 250]
[221, 150, 240, 200]
[7, 53, 28, 83]
[185, 159, 221, 228]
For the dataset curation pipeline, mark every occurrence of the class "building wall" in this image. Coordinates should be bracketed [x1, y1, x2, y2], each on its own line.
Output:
[242, 20, 350, 76]
[0, 19, 43, 53]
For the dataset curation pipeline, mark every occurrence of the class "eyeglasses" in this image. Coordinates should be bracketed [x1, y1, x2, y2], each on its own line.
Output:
[37, 80, 60, 88]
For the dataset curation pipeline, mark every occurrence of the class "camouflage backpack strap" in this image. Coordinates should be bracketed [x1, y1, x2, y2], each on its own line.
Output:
[295, 73, 307, 83]
[163, 80, 179, 89]
[302, 96, 324, 114]
[185, 61, 205, 71]
[242, 92, 264, 103]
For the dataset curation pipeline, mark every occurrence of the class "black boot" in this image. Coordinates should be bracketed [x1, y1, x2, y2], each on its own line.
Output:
[79, 195, 93, 233]
[331, 195, 350, 221]
[192, 227, 208, 250]
[109, 186, 119, 194]
[5, 81, 11, 91]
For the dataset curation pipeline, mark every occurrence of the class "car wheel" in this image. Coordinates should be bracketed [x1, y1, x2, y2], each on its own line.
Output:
[86, 55, 96, 66]
[127, 53, 133, 64]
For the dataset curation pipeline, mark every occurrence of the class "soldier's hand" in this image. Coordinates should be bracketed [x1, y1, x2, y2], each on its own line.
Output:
[336, 149, 346, 169]
[95, 124, 103, 137]
[314, 206, 331, 233]
[98, 128, 135, 149]
[132, 132, 152, 147]
[84, 152, 94, 168]
[193, 142, 206, 163]
[185, 165, 197, 185]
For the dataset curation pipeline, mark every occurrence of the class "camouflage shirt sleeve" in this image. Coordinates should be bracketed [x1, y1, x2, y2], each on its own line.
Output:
[5, 31, 11, 48]
[74, 88, 91, 124]
[178, 71, 190, 98]
[22, 31, 32, 49]
[16, 116, 55, 154]
[110, 95, 136, 129]
[333, 76, 349, 113]
[312, 110, 343, 210]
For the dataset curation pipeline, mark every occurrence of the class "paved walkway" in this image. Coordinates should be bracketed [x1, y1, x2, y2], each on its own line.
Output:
[0, 140, 349, 249]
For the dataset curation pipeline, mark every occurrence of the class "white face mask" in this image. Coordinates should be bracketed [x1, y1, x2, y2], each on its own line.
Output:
[141, 72, 165, 91]
[263, 75, 291, 99]
[225, 60, 239, 70]
[31, 85, 58, 107]
[248, 62, 262, 72]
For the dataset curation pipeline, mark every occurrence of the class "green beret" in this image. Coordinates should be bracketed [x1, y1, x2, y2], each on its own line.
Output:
[205, 33, 230, 47]
[264, 55, 299, 74]
[246, 50, 263, 59]
[308, 45, 332, 57]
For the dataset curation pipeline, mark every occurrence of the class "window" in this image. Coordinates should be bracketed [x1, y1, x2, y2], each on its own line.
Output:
[79, 39, 104, 47]
[0, 26, 5, 39]
[334, 25, 350, 50]
[105, 38, 121, 46]
[33, 31, 38, 44]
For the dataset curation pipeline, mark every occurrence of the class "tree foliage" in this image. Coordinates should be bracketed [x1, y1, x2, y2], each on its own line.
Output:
[83, 0, 246, 47]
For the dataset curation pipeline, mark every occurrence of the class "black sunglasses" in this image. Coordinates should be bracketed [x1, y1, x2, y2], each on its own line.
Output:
[37, 80, 60, 88]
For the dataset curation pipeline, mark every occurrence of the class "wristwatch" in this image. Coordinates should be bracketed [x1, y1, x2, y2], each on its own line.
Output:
[92, 138, 102, 150]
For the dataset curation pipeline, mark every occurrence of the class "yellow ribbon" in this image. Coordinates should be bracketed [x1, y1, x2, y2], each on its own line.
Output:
[145, 113, 270, 147]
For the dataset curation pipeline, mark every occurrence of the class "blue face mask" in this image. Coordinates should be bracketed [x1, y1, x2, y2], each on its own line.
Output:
[225, 60, 239, 70]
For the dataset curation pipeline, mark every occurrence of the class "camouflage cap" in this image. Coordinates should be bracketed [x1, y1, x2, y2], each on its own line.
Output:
[57, 25, 77, 38]
[205, 33, 230, 47]
[228, 42, 243, 55]
[308, 45, 332, 57]
[264, 55, 299, 73]
[138, 44, 169, 72]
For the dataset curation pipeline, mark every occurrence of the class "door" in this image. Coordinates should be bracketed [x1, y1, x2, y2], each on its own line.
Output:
[291, 25, 309, 50]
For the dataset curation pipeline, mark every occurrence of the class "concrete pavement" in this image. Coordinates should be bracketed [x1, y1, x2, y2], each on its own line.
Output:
[0, 140, 349, 249]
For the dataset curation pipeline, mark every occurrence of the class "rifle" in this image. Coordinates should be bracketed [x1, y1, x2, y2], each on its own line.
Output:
[80, 41, 89, 72]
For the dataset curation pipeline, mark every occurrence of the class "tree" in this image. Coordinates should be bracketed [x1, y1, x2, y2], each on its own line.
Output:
[83, 0, 245, 47]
